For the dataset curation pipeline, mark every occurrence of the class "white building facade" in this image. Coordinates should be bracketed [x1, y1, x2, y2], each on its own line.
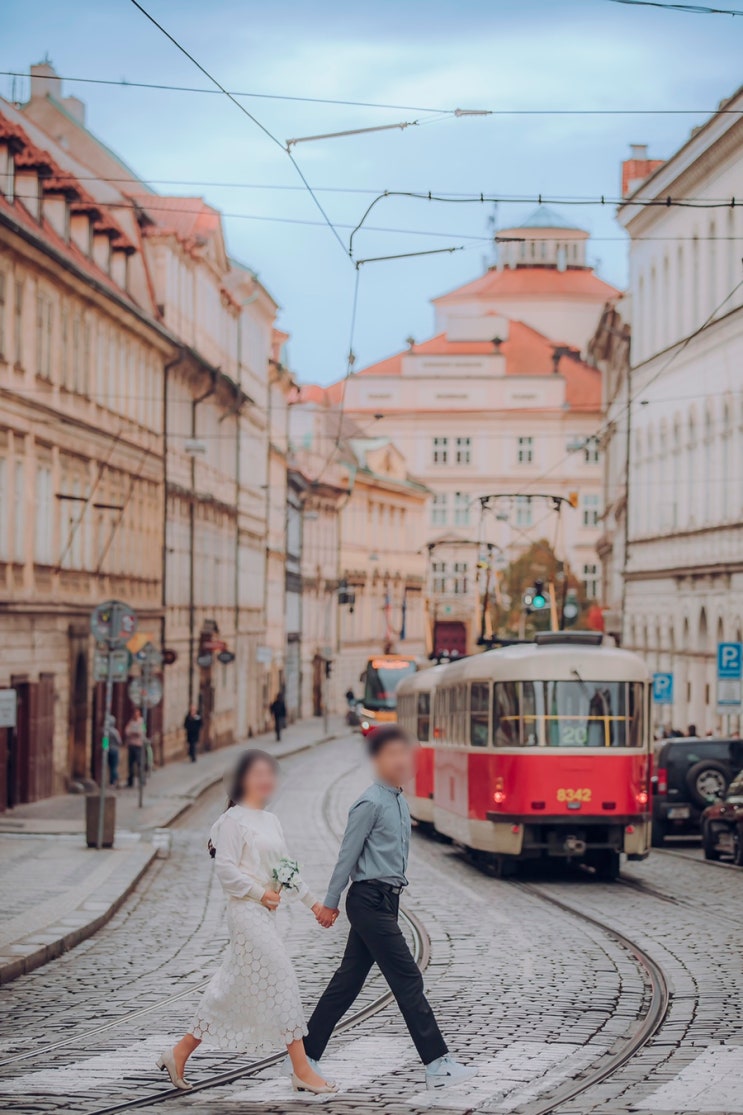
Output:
[612, 94, 743, 733]
[331, 209, 614, 654]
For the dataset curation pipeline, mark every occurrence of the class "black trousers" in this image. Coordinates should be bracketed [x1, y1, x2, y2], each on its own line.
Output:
[304, 881, 448, 1065]
[187, 736, 199, 762]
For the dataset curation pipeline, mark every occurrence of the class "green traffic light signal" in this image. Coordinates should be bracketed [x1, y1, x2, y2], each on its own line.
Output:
[532, 592, 547, 610]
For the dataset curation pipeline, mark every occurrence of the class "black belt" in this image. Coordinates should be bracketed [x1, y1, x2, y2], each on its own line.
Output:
[355, 879, 405, 896]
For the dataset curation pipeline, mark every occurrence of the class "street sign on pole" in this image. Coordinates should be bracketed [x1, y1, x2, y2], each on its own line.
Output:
[0, 689, 17, 729]
[652, 672, 674, 705]
[128, 676, 163, 709]
[93, 647, 129, 683]
[90, 600, 137, 646]
[717, 642, 742, 711]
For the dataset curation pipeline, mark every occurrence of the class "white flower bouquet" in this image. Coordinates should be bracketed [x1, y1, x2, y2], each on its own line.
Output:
[272, 856, 300, 892]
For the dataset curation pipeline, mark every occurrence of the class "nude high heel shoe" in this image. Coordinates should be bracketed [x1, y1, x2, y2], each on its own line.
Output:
[291, 1072, 337, 1094]
[156, 1049, 193, 1090]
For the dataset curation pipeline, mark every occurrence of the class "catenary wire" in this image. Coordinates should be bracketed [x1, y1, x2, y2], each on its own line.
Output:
[4, 67, 743, 115]
[604, 0, 743, 14]
[127, 0, 349, 258]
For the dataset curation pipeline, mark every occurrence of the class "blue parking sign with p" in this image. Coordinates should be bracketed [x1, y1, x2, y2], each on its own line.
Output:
[717, 643, 743, 679]
[652, 672, 674, 704]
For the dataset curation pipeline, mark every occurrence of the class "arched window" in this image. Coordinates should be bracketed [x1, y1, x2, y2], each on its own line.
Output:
[658, 424, 668, 531]
[637, 274, 645, 361]
[676, 245, 684, 338]
[649, 266, 657, 354]
[645, 427, 655, 535]
[691, 235, 700, 331]
[662, 255, 670, 348]
[727, 207, 737, 297]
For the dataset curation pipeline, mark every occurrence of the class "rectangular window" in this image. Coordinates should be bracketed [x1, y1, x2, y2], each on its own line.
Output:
[0, 271, 6, 360]
[515, 495, 533, 527]
[517, 436, 534, 464]
[452, 561, 468, 595]
[417, 692, 431, 742]
[36, 291, 53, 379]
[453, 491, 470, 526]
[431, 492, 448, 526]
[0, 457, 6, 560]
[432, 436, 448, 465]
[470, 682, 490, 747]
[582, 494, 600, 527]
[14, 279, 23, 366]
[583, 562, 599, 600]
[13, 460, 25, 563]
[432, 560, 447, 594]
[34, 465, 53, 565]
[583, 437, 600, 465]
[455, 436, 471, 465]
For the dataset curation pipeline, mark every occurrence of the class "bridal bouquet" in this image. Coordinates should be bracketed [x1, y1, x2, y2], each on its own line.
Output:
[272, 856, 300, 892]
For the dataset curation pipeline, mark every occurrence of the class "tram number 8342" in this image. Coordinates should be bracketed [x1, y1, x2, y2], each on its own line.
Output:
[556, 787, 593, 803]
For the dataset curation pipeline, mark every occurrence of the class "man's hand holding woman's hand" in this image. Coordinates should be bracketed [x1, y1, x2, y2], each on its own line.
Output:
[312, 904, 339, 928]
[260, 889, 282, 910]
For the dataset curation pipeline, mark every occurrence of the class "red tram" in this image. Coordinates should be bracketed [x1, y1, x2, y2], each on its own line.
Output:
[398, 633, 652, 876]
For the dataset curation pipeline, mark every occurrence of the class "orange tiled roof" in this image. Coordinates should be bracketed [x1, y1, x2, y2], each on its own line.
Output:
[433, 265, 620, 304]
[304, 319, 601, 411]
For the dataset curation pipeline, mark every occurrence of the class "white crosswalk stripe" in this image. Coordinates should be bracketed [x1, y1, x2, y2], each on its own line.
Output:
[641, 1046, 743, 1113]
[404, 1041, 592, 1111]
[226, 1034, 416, 1102]
[0, 1036, 170, 1094]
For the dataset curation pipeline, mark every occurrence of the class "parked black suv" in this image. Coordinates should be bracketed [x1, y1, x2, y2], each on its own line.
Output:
[652, 737, 743, 846]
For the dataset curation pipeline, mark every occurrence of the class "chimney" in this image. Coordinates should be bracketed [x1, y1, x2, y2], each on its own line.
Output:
[63, 96, 86, 126]
[621, 143, 665, 197]
[30, 60, 61, 101]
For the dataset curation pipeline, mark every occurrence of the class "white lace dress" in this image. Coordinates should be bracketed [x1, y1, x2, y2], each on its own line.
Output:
[191, 805, 317, 1052]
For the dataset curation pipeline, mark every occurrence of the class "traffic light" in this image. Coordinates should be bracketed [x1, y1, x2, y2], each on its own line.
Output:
[325, 659, 333, 679]
[563, 590, 580, 627]
[531, 580, 547, 610]
[522, 580, 547, 613]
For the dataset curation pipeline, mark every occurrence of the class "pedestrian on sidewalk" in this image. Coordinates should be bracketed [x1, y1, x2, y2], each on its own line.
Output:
[125, 708, 145, 788]
[307, 725, 477, 1091]
[270, 689, 287, 742]
[184, 705, 202, 763]
[155, 749, 336, 1096]
[106, 715, 122, 788]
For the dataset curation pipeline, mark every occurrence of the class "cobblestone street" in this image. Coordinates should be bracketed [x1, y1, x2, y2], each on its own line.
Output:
[1, 734, 742, 1115]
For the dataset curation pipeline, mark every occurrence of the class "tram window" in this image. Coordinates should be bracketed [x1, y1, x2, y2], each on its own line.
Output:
[522, 681, 539, 746]
[470, 682, 489, 747]
[417, 692, 431, 742]
[541, 680, 632, 747]
[493, 682, 521, 746]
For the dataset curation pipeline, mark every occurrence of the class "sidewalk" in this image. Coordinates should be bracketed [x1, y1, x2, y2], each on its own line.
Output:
[0, 715, 344, 984]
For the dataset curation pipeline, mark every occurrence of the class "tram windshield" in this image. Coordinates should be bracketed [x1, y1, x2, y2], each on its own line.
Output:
[363, 658, 417, 711]
[493, 678, 644, 747]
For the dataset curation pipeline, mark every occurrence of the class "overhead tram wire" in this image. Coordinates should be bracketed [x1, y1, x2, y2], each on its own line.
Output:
[5, 68, 743, 116]
[604, 0, 743, 14]
[127, 0, 348, 259]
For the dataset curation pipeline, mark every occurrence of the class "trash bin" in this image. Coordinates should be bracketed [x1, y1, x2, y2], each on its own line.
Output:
[86, 792, 116, 848]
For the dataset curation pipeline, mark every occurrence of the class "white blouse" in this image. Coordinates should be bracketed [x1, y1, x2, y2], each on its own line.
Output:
[210, 805, 317, 909]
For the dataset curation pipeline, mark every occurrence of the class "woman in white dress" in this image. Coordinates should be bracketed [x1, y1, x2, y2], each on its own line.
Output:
[157, 749, 336, 1095]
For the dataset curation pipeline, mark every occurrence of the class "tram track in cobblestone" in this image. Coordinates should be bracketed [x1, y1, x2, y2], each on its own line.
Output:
[5, 751, 432, 1115]
[512, 882, 670, 1115]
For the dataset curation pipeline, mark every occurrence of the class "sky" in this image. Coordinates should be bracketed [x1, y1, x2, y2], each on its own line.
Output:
[2, 0, 742, 383]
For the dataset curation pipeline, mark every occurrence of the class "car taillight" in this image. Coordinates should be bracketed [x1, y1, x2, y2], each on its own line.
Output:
[656, 768, 667, 795]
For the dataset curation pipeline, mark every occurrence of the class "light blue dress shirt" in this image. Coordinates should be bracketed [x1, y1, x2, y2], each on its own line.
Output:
[324, 781, 411, 909]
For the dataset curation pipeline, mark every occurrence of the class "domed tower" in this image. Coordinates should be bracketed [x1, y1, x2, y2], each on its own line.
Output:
[496, 205, 590, 272]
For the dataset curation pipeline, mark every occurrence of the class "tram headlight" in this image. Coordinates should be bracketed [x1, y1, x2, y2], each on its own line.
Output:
[493, 777, 506, 806]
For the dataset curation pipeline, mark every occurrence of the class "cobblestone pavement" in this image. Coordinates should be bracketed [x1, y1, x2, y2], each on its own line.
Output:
[1, 736, 741, 1115]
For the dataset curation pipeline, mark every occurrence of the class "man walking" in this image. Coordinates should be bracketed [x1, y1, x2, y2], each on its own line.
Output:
[307, 725, 476, 1090]
[125, 708, 145, 788]
[269, 689, 286, 742]
[184, 705, 202, 763]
